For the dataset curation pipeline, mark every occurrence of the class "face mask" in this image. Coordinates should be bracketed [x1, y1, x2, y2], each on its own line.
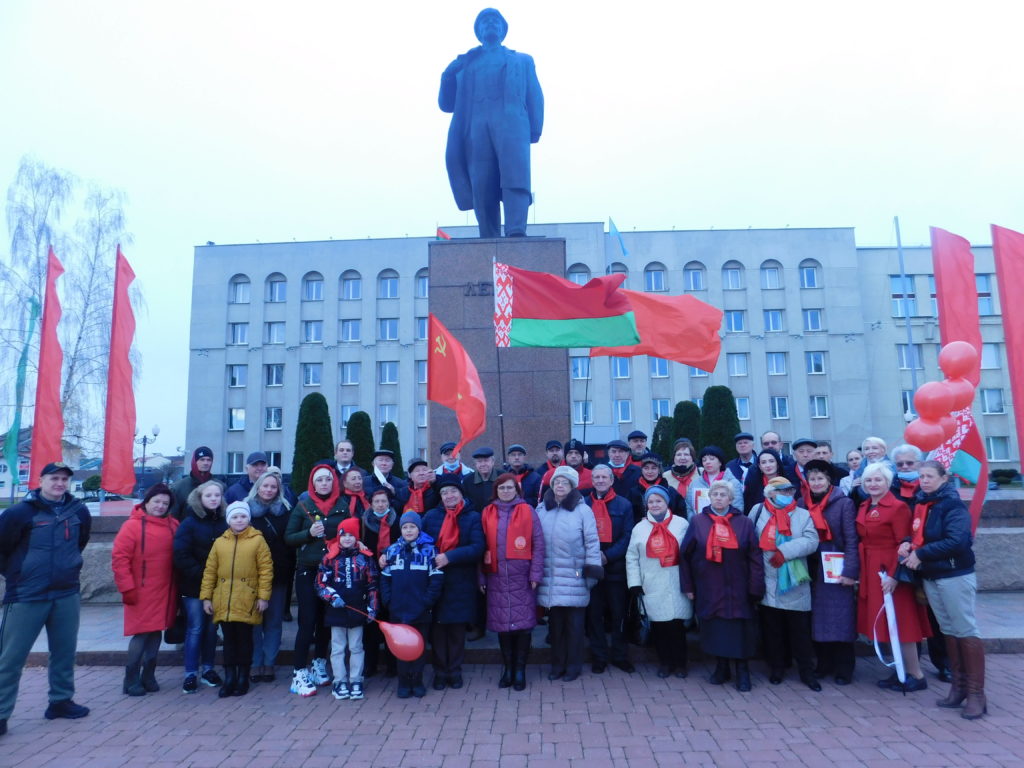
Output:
[443, 460, 460, 471]
[898, 471, 919, 482]
[773, 494, 793, 507]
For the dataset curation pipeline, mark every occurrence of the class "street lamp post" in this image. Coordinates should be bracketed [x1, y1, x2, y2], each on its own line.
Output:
[135, 425, 160, 494]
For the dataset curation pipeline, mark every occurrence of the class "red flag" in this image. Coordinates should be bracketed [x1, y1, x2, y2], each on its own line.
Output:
[29, 248, 65, 482]
[427, 314, 486, 456]
[590, 289, 723, 372]
[101, 246, 137, 495]
[930, 227, 987, 529]
[992, 224, 1024, 469]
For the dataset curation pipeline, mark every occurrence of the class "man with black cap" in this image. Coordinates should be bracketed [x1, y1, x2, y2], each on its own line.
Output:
[626, 430, 648, 466]
[725, 433, 757, 486]
[434, 442, 473, 481]
[539, 438, 592, 498]
[606, 439, 642, 497]
[172, 446, 219, 520]
[0, 462, 92, 736]
[404, 459, 439, 514]
[504, 444, 539, 504]
[463, 447, 501, 513]
[791, 438, 818, 504]
[227, 452, 268, 504]
[364, 450, 410, 509]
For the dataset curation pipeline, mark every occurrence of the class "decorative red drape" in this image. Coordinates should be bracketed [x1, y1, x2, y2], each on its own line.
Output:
[29, 247, 65, 482]
[101, 246, 137, 495]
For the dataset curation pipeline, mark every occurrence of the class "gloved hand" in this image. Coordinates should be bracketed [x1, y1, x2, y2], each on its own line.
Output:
[332, 596, 345, 609]
[122, 589, 138, 606]
[628, 586, 644, 599]
[769, 550, 786, 568]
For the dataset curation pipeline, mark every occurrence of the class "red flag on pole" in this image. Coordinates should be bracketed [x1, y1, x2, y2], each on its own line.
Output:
[427, 314, 486, 457]
[992, 224, 1024, 469]
[28, 247, 65, 482]
[101, 246, 138, 495]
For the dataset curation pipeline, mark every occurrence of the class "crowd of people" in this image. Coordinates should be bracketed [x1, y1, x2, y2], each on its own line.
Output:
[0, 428, 988, 737]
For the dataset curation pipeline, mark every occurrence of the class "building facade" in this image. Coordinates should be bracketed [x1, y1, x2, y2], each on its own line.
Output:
[185, 222, 1017, 472]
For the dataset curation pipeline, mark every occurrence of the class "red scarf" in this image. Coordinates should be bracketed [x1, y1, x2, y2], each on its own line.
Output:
[307, 468, 341, 517]
[405, 481, 432, 513]
[795, 465, 812, 507]
[900, 479, 921, 502]
[190, 455, 212, 484]
[372, 513, 392, 555]
[646, 513, 679, 567]
[911, 499, 937, 550]
[481, 502, 533, 573]
[670, 466, 696, 497]
[758, 498, 797, 552]
[589, 490, 617, 543]
[437, 502, 464, 553]
[701, 470, 725, 486]
[638, 477, 660, 492]
[706, 512, 738, 563]
[806, 493, 832, 542]
[343, 490, 369, 518]
[611, 464, 627, 479]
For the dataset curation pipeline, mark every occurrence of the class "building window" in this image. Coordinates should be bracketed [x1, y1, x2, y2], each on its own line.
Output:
[267, 451, 282, 468]
[689, 366, 708, 378]
[265, 364, 284, 387]
[416, 316, 428, 340]
[901, 389, 917, 417]
[611, 357, 630, 378]
[760, 262, 782, 290]
[609, 262, 628, 277]
[378, 318, 399, 341]
[769, 396, 789, 419]
[735, 397, 750, 421]
[228, 322, 249, 345]
[766, 352, 787, 376]
[417, 404, 428, 427]
[652, 399, 670, 421]
[303, 273, 324, 301]
[341, 405, 357, 427]
[725, 310, 746, 332]
[378, 361, 399, 384]
[378, 270, 399, 299]
[573, 400, 594, 425]
[727, 353, 748, 377]
[302, 363, 322, 386]
[571, 358, 591, 380]
[763, 309, 784, 332]
[977, 275, 994, 316]
[302, 320, 323, 344]
[567, 264, 590, 286]
[415, 269, 429, 298]
[890, 275, 918, 317]
[981, 343, 999, 369]
[802, 308, 823, 332]
[228, 365, 247, 388]
[809, 395, 829, 419]
[228, 408, 246, 431]
[722, 262, 744, 290]
[615, 399, 632, 423]
[340, 362, 360, 385]
[691, 397, 704, 408]
[928, 275, 938, 317]
[805, 351, 825, 375]
[340, 319, 361, 342]
[341, 271, 362, 300]
[897, 343, 924, 370]
[227, 452, 244, 473]
[649, 358, 669, 378]
[229, 275, 250, 304]
[265, 407, 283, 430]
[378, 404, 398, 426]
[644, 263, 667, 292]
[981, 388, 1004, 414]
[684, 262, 705, 291]
[265, 322, 285, 344]
[986, 436, 1010, 461]
[266, 275, 287, 303]
[416, 360, 427, 384]
[799, 261, 820, 289]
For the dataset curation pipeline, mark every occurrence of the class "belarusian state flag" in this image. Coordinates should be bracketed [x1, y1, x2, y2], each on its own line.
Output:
[427, 314, 486, 457]
[493, 262, 639, 348]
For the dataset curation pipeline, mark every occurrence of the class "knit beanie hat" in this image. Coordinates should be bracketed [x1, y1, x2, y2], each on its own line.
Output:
[312, 466, 335, 483]
[551, 465, 579, 489]
[643, 485, 671, 506]
[226, 500, 251, 524]
[400, 510, 422, 531]
[339, 517, 360, 539]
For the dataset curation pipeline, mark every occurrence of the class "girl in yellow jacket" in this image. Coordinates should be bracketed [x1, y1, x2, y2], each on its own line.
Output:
[201, 501, 273, 697]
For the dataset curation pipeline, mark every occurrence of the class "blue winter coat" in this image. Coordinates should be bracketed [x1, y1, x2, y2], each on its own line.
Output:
[172, 503, 227, 599]
[381, 532, 444, 624]
[585, 491, 632, 581]
[913, 481, 975, 580]
[422, 505, 485, 624]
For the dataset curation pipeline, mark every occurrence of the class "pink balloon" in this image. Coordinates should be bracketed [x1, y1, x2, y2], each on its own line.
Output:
[939, 341, 979, 380]
[945, 377, 975, 411]
[913, 381, 955, 421]
[379, 621, 425, 662]
[939, 414, 956, 440]
[904, 418, 946, 452]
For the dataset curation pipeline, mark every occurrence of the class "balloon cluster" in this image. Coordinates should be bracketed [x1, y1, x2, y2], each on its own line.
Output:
[903, 341, 979, 451]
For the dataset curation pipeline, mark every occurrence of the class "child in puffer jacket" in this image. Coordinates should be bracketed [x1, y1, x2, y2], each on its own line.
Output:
[317, 518, 379, 701]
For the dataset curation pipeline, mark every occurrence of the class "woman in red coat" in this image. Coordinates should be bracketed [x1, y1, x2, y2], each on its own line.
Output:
[112, 483, 180, 696]
[856, 464, 931, 693]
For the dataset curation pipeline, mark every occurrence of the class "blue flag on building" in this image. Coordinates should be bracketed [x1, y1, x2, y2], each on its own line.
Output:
[608, 217, 628, 271]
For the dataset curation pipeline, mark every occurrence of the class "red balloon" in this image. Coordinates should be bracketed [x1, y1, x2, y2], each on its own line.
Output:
[945, 377, 975, 411]
[904, 418, 947, 452]
[379, 621, 425, 662]
[939, 341, 979, 380]
[939, 414, 957, 440]
[913, 381, 955, 421]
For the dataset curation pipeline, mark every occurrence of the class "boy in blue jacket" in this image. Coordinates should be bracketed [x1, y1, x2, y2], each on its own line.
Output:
[381, 511, 444, 698]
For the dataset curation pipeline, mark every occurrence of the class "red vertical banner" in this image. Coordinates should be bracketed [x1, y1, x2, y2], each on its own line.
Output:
[427, 313, 486, 456]
[28, 247, 65, 482]
[992, 224, 1024, 465]
[101, 246, 138, 495]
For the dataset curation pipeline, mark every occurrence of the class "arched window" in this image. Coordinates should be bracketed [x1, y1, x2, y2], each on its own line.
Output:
[759, 260, 783, 290]
[378, 269, 399, 299]
[340, 270, 362, 300]
[721, 261, 744, 290]
[683, 261, 706, 291]
[415, 268, 429, 298]
[799, 259, 821, 289]
[302, 271, 324, 301]
[228, 274, 250, 304]
[644, 262, 667, 292]
[265, 273, 287, 303]
[609, 262, 628, 276]
[566, 263, 591, 286]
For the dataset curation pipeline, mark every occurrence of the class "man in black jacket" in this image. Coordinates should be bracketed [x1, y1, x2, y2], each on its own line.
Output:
[0, 462, 92, 736]
[462, 447, 500, 512]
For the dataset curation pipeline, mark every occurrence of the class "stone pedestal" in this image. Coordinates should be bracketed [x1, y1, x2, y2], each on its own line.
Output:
[428, 237, 570, 462]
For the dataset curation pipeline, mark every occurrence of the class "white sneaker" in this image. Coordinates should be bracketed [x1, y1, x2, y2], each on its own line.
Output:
[332, 681, 350, 700]
[290, 669, 317, 697]
[309, 658, 331, 686]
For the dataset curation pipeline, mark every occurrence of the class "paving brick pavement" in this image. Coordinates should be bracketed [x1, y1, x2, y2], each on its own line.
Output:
[2, 654, 1023, 768]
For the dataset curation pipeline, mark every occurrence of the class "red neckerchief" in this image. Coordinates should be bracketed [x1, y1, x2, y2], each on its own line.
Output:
[670, 465, 696, 496]
[638, 477, 659, 492]
[437, 502, 464, 552]
[307, 468, 341, 517]
[343, 490, 369, 518]
[646, 512, 679, 566]
[405, 481, 432, 513]
[701, 470, 725, 486]
[795, 465, 812, 507]
[191, 455, 212, 484]
[758, 497, 797, 552]
[911, 499, 938, 550]
[611, 464, 627, 479]
[706, 511, 738, 563]
[806, 492, 833, 542]
[589, 490, 617, 543]
[481, 501, 533, 573]
[900, 479, 921, 502]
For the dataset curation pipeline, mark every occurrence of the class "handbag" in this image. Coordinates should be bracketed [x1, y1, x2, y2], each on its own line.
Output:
[625, 594, 652, 647]
[164, 600, 186, 645]
[893, 559, 921, 587]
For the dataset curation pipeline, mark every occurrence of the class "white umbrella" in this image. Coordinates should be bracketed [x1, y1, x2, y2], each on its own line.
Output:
[872, 569, 906, 686]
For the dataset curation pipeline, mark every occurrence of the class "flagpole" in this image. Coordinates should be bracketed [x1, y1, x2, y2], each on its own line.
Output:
[495, 347, 506, 455]
[582, 372, 589, 448]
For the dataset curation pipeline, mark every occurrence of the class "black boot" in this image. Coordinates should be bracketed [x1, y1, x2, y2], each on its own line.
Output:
[140, 659, 160, 692]
[123, 665, 145, 696]
[498, 633, 514, 688]
[735, 661, 752, 692]
[235, 666, 250, 696]
[218, 666, 237, 698]
[709, 657, 731, 685]
[513, 631, 530, 691]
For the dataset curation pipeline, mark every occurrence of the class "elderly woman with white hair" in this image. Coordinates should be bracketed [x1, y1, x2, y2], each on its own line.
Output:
[849, 436, 895, 504]
[856, 461, 931, 692]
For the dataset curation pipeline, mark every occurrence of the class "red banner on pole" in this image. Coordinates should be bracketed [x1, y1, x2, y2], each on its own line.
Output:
[992, 224, 1024, 471]
[101, 246, 138, 495]
[29, 247, 65, 482]
[427, 313, 486, 457]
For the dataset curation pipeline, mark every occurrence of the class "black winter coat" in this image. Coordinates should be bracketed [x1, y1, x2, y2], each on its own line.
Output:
[173, 508, 227, 598]
[913, 481, 975, 580]
[421, 505, 485, 623]
[585, 491, 633, 581]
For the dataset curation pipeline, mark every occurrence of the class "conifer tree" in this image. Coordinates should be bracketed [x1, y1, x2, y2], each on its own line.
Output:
[291, 392, 334, 497]
[673, 400, 702, 450]
[345, 410, 376, 474]
[700, 386, 742, 462]
[380, 421, 405, 478]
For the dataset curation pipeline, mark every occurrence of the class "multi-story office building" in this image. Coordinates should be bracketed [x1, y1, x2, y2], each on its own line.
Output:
[185, 222, 1017, 473]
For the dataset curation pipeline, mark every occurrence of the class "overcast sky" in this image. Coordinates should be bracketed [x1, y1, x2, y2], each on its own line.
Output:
[2, 0, 1021, 455]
